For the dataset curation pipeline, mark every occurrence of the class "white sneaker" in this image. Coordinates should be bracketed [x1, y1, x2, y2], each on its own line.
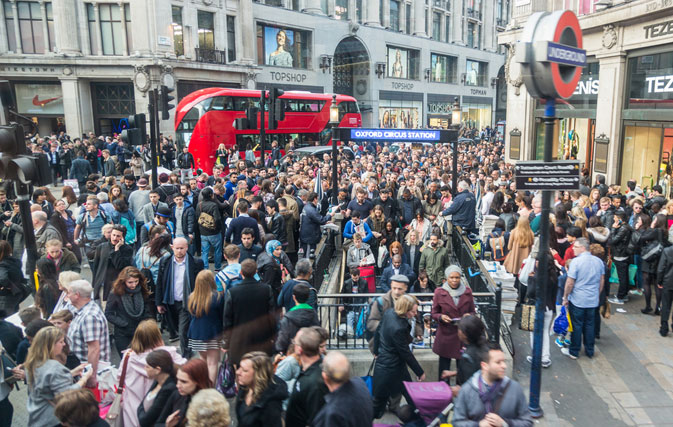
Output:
[527, 356, 552, 368]
[561, 347, 577, 360]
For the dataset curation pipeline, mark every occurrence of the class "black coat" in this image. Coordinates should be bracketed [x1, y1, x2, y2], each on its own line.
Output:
[155, 389, 190, 427]
[172, 205, 195, 238]
[268, 212, 287, 243]
[299, 203, 330, 245]
[312, 378, 374, 427]
[274, 306, 319, 353]
[658, 246, 673, 290]
[608, 224, 632, 259]
[223, 277, 276, 365]
[403, 243, 422, 276]
[638, 228, 667, 273]
[137, 378, 177, 427]
[285, 359, 328, 427]
[91, 242, 134, 301]
[69, 158, 92, 183]
[373, 309, 424, 398]
[155, 254, 204, 307]
[235, 376, 288, 427]
[104, 291, 151, 337]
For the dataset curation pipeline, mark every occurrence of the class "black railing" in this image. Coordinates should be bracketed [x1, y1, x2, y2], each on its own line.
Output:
[312, 228, 337, 289]
[195, 47, 227, 64]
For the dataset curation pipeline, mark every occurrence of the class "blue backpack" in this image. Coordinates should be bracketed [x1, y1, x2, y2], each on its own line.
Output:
[119, 214, 136, 245]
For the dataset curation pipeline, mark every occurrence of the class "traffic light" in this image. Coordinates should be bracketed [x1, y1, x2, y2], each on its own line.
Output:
[120, 113, 147, 146]
[160, 85, 175, 120]
[268, 88, 285, 130]
[0, 123, 51, 185]
[233, 107, 259, 130]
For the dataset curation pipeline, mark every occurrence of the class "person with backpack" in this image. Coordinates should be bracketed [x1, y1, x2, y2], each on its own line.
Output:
[484, 218, 510, 262]
[111, 199, 137, 246]
[135, 225, 171, 292]
[195, 187, 223, 271]
[74, 197, 110, 264]
[139, 205, 174, 246]
[216, 244, 253, 293]
[275, 283, 320, 353]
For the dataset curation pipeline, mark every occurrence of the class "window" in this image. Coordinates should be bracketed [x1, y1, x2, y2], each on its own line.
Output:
[266, 0, 283, 5]
[357, 0, 362, 22]
[256, 24, 312, 69]
[172, 6, 184, 56]
[445, 14, 450, 42]
[465, 59, 487, 86]
[387, 46, 420, 80]
[197, 10, 214, 50]
[379, 99, 423, 128]
[431, 53, 457, 83]
[467, 22, 480, 49]
[4, 2, 15, 52]
[123, 4, 132, 52]
[86, 3, 98, 54]
[99, 3, 125, 55]
[227, 16, 236, 62]
[432, 11, 441, 40]
[17, 1, 43, 54]
[46, 2, 54, 52]
[284, 99, 325, 112]
[390, 0, 400, 32]
[405, 3, 411, 34]
[335, 0, 348, 20]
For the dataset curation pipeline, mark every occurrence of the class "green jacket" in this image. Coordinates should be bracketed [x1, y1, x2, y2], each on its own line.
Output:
[419, 246, 451, 286]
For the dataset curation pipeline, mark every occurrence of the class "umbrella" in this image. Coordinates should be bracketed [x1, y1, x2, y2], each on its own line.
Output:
[314, 168, 324, 203]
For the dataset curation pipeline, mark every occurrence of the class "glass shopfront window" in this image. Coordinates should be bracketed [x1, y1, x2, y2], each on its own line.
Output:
[625, 51, 673, 110]
[379, 99, 422, 129]
[534, 118, 596, 163]
[465, 59, 487, 86]
[461, 102, 491, 132]
[386, 45, 420, 80]
[431, 53, 457, 84]
[620, 122, 673, 191]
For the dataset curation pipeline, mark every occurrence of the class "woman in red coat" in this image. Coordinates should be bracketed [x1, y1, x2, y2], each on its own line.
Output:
[431, 265, 476, 380]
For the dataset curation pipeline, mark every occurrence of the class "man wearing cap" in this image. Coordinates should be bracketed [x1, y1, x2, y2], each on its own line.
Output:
[139, 205, 175, 245]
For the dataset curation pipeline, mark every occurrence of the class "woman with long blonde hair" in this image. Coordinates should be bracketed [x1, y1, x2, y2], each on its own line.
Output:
[25, 326, 93, 426]
[503, 216, 535, 275]
[235, 351, 287, 427]
[187, 270, 223, 384]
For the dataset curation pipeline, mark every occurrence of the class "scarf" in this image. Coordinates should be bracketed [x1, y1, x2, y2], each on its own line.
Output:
[266, 240, 282, 264]
[121, 286, 145, 319]
[443, 281, 466, 305]
[478, 375, 504, 413]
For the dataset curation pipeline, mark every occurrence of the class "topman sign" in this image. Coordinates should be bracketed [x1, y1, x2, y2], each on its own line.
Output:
[516, 11, 587, 99]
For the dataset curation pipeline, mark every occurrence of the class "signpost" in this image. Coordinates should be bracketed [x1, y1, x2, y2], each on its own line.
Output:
[514, 161, 580, 191]
[516, 10, 586, 418]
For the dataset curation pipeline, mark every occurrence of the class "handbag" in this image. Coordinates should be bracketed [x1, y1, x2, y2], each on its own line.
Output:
[215, 352, 238, 398]
[360, 359, 375, 396]
[105, 352, 130, 427]
[518, 255, 535, 286]
[519, 303, 536, 331]
[641, 241, 663, 262]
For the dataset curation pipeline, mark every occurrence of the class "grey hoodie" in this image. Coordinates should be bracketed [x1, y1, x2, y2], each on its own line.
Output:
[453, 371, 533, 427]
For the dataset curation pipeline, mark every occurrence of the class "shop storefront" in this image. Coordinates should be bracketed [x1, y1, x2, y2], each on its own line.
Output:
[427, 94, 458, 129]
[378, 90, 423, 129]
[461, 95, 492, 131]
[14, 82, 65, 135]
[619, 49, 673, 191]
[91, 82, 136, 136]
[533, 62, 599, 171]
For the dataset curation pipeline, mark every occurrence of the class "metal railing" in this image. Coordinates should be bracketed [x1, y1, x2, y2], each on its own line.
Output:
[466, 8, 482, 20]
[312, 229, 337, 289]
[195, 47, 227, 64]
[315, 292, 499, 350]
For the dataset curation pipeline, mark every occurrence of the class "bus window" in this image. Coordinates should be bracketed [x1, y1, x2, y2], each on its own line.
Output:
[339, 101, 360, 121]
[234, 97, 260, 110]
[287, 99, 324, 112]
[210, 96, 226, 111]
[236, 134, 258, 150]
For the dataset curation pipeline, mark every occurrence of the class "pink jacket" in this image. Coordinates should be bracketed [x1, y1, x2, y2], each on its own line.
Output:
[118, 345, 186, 427]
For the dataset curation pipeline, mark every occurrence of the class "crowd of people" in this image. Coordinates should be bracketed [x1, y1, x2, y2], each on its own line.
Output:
[1, 125, 667, 427]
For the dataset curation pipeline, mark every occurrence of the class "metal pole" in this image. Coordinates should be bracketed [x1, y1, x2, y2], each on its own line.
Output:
[452, 137, 458, 198]
[332, 127, 339, 205]
[529, 97, 555, 418]
[150, 88, 159, 189]
[259, 91, 266, 168]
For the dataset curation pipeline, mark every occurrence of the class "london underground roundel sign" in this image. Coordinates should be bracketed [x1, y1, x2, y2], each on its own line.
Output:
[515, 10, 586, 100]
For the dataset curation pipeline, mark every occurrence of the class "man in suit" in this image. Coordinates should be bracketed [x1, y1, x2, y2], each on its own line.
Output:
[91, 224, 133, 302]
[379, 254, 416, 292]
[225, 199, 259, 245]
[101, 149, 116, 177]
[156, 237, 204, 356]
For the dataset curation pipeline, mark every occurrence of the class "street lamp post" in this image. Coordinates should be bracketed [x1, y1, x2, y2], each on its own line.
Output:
[451, 97, 461, 198]
[329, 94, 340, 205]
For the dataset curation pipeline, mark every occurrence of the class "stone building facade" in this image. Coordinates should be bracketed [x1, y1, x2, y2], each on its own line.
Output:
[0, 0, 508, 138]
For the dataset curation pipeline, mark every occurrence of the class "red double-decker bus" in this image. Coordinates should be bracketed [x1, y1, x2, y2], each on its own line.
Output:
[174, 88, 361, 172]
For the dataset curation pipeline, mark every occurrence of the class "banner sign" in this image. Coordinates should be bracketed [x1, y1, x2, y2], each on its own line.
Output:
[350, 129, 441, 141]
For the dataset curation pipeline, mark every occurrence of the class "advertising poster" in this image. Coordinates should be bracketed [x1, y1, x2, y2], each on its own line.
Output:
[388, 47, 408, 79]
[466, 60, 480, 86]
[379, 103, 421, 129]
[15, 83, 64, 115]
[265, 26, 294, 67]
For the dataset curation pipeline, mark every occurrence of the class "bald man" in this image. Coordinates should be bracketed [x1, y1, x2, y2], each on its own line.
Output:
[156, 236, 204, 356]
[313, 351, 373, 427]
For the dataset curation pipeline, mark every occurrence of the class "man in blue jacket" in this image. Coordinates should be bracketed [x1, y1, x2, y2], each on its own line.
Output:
[343, 211, 373, 245]
[225, 199, 259, 245]
[69, 150, 92, 189]
[379, 254, 416, 292]
[442, 180, 476, 232]
[299, 192, 332, 258]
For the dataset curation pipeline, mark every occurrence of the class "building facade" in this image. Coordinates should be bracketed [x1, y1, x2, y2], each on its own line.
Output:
[499, 0, 673, 188]
[0, 0, 508, 139]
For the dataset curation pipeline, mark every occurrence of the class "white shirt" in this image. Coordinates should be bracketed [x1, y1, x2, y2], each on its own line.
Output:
[173, 257, 186, 302]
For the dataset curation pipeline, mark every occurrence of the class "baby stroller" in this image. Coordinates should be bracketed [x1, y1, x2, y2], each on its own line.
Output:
[403, 381, 454, 426]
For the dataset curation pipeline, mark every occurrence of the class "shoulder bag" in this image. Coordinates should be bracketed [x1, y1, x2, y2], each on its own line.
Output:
[106, 352, 130, 427]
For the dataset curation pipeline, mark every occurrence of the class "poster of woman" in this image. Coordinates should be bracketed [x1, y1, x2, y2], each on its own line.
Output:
[266, 27, 294, 67]
[388, 47, 407, 79]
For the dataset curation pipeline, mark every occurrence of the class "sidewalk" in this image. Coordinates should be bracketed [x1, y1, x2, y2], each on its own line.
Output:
[512, 296, 673, 426]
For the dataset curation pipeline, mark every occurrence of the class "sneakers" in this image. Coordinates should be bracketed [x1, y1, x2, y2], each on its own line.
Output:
[608, 296, 626, 305]
[561, 347, 578, 360]
[555, 337, 565, 348]
[526, 356, 552, 368]
[629, 289, 643, 296]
